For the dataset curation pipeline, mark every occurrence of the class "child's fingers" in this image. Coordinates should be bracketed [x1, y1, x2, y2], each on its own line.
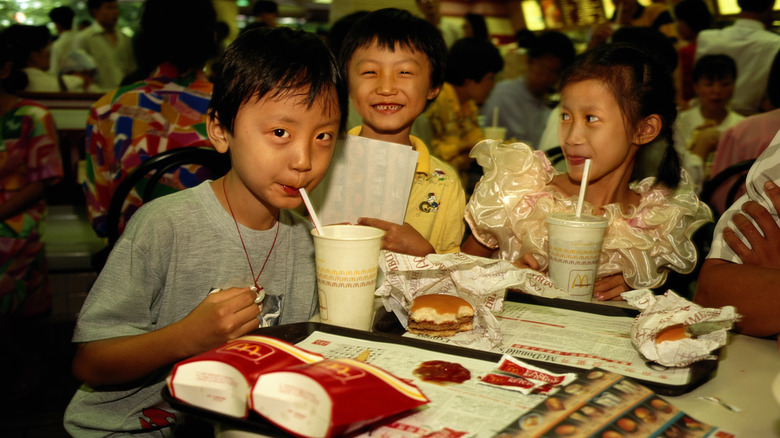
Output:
[357, 217, 391, 230]
[723, 227, 751, 260]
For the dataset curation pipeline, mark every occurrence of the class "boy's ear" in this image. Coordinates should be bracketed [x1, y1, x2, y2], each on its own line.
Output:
[634, 114, 662, 145]
[206, 115, 230, 153]
[427, 85, 442, 101]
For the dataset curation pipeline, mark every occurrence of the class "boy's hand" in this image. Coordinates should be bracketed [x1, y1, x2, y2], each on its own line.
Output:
[724, 181, 780, 269]
[180, 287, 261, 355]
[593, 274, 629, 301]
[357, 217, 435, 256]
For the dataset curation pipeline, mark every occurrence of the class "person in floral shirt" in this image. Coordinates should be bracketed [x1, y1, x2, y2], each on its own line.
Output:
[82, 0, 219, 238]
[0, 36, 64, 319]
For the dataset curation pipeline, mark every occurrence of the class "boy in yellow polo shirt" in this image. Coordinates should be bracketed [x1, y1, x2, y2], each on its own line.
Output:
[340, 8, 466, 255]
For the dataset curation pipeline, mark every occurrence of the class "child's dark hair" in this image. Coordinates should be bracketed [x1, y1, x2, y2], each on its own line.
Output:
[561, 43, 681, 189]
[0, 33, 28, 94]
[208, 26, 348, 138]
[134, 0, 218, 77]
[445, 38, 503, 86]
[528, 31, 576, 70]
[338, 8, 447, 94]
[674, 0, 713, 34]
[49, 6, 75, 30]
[464, 13, 489, 41]
[692, 54, 737, 83]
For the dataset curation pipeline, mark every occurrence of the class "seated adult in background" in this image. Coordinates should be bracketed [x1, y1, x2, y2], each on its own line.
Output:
[82, 0, 218, 237]
[425, 37, 503, 191]
[707, 49, 780, 214]
[74, 0, 135, 92]
[674, 0, 713, 106]
[695, 129, 780, 337]
[2, 24, 87, 93]
[675, 54, 744, 177]
[48, 5, 77, 78]
[695, 0, 780, 115]
[481, 31, 575, 148]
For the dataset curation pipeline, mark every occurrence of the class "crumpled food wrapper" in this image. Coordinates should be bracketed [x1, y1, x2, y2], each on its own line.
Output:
[375, 251, 570, 349]
[621, 289, 740, 367]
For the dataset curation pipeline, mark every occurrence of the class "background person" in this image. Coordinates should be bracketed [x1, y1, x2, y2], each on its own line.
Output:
[695, 0, 780, 115]
[74, 0, 136, 91]
[425, 37, 504, 192]
[82, 0, 219, 239]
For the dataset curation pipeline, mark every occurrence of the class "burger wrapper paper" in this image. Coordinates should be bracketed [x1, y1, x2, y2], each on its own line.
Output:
[621, 289, 740, 367]
[376, 251, 569, 349]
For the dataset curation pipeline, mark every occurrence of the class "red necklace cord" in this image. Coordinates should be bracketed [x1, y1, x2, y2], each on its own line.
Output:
[223, 178, 280, 291]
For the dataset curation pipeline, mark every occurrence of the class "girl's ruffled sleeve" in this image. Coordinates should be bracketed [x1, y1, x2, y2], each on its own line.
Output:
[602, 170, 714, 289]
[465, 140, 561, 263]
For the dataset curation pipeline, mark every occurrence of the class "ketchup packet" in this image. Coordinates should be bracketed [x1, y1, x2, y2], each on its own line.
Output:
[251, 358, 429, 438]
[480, 354, 577, 394]
[166, 335, 324, 418]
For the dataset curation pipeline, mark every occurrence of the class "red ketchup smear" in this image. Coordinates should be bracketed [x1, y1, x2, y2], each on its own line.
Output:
[413, 360, 471, 384]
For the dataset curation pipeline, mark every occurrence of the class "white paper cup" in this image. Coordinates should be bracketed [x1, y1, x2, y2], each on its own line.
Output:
[483, 126, 507, 140]
[311, 225, 385, 330]
[546, 212, 608, 301]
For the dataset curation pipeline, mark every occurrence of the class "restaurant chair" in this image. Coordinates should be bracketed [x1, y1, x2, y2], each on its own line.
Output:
[545, 146, 565, 166]
[92, 147, 231, 272]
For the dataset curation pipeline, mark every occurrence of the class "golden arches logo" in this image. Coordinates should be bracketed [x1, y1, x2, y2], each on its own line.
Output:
[570, 273, 592, 288]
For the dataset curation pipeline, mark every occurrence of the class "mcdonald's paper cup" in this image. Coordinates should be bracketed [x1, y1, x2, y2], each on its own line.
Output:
[312, 225, 385, 330]
[546, 212, 608, 301]
[483, 126, 507, 140]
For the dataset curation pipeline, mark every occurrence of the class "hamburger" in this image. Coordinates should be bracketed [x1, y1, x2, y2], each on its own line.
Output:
[408, 294, 474, 337]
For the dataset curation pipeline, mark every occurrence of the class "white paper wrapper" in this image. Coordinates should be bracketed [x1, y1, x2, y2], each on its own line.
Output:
[621, 289, 741, 367]
[376, 252, 570, 349]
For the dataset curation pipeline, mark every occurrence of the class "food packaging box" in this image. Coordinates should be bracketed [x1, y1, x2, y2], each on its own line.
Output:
[250, 358, 430, 438]
[166, 335, 324, 418]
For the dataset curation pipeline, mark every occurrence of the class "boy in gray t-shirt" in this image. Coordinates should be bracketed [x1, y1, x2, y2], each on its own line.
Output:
[64, 26, 348, 437]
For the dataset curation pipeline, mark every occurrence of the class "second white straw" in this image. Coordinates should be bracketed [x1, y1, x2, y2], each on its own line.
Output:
[492, 107, 499, 128]
[299, 188, 324, 235]
[575, 159, 591, 218]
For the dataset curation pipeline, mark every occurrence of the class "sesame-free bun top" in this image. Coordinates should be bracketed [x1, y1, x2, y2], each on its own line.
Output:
[410, 294, 474, 325]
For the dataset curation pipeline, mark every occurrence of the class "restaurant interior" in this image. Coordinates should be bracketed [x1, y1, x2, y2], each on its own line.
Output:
[1, 0, 779, 437]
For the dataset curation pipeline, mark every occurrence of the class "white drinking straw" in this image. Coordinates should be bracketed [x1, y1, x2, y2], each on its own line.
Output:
[492, 107, 499, 128]
[575, 159, 591, 218]
[299, 188, 324, 235]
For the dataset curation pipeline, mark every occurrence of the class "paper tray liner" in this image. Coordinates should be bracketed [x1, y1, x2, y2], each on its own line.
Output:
[164, 317, 718, 436]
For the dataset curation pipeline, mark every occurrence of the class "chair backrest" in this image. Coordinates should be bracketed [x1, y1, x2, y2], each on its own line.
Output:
[699, 159, 756, 217]
[104, 147, 231, 247]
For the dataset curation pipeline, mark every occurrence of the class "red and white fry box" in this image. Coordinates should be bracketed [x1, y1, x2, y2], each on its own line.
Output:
[166, 335, 324, 418]
[250, 358, 430, 438]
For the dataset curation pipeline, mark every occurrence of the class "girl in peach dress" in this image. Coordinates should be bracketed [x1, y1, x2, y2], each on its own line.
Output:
[463, 44, 712, 300]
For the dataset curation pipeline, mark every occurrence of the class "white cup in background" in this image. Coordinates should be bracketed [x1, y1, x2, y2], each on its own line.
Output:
[311, 225, 385, 330]
[546, 212, 608, 301]
[483, 126, 507, 141]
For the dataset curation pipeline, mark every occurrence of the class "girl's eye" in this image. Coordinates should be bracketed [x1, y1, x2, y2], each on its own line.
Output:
[561, 113, 571, 121]
[316, 132, 334, 141]
[361, 70, 376, 75]
[400, 70, 412, 75]
[273, 129, 290, 138]
[586, 115, 599, 123]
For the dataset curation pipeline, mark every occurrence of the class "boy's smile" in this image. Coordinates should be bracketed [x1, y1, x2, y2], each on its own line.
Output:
[348, 41, 440, 145]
